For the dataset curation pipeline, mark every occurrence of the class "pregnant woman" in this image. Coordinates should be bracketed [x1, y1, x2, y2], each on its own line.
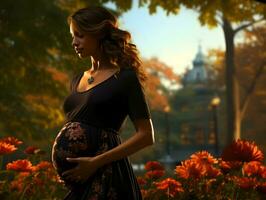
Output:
[51, 6, 155, 200]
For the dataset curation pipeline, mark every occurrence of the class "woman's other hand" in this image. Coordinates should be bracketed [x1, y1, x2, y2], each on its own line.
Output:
[62, 156, 100, 184]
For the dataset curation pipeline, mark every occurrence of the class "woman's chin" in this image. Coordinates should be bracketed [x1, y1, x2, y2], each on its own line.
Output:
[77, 53, 88, 59]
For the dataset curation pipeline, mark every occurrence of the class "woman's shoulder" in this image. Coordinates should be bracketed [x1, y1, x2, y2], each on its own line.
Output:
[118, 67, 138, 81]
[117, 67, 144, 90]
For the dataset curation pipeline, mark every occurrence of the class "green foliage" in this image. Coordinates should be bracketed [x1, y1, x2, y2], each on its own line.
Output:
[0, 0, 86, 141]
[138, 0, 266, 27]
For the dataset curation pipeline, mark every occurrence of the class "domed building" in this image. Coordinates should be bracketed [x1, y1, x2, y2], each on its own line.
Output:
[183, 45, 208, 85]
[166, 45, 225, 163]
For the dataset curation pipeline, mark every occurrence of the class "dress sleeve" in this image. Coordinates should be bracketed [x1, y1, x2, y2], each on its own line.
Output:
[126, 70, 151, 121]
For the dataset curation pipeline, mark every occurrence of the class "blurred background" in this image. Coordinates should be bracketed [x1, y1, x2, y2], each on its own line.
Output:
[1, 0, 266, 173]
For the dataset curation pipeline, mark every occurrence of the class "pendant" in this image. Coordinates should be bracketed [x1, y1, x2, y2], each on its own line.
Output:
[87, 76, 94, 84]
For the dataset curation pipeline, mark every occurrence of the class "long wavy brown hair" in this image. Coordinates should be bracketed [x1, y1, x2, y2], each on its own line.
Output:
[68, 6, 147, 86]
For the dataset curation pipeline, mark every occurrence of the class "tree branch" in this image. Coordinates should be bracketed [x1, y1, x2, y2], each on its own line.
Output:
[240, 61, 266, 119]
[216, 11, 223, 27]
[216, 15, 223, 27]
[234, 18, 266, 34]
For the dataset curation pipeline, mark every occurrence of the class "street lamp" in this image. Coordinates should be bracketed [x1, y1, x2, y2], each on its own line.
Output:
[210, 96, 221, 156]
[159, 105, 175, 171]
[164, 105, 171, 156]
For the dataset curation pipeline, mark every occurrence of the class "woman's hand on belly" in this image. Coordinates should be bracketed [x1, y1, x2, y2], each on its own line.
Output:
[62, 156, 100, 184]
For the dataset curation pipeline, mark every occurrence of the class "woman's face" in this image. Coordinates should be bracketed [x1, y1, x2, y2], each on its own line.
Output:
[69, 21, 99, 58]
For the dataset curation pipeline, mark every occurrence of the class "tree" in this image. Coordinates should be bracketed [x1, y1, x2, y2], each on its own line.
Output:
[208, 25, 266, 148]
[0, 0, 82, 141]
[142, 57, 180, 111]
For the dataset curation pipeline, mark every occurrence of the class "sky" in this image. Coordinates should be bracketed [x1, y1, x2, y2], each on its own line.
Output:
[105, 1, 225, 75]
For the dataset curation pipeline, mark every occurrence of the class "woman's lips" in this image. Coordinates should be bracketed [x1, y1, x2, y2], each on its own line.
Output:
[75, 48, 83, 53]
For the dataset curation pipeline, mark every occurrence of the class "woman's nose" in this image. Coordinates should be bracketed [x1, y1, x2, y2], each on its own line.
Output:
[72, 38, 79, 48]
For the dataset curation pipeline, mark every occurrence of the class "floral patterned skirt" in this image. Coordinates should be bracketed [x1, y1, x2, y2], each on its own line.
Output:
[51, 121, 142, 200]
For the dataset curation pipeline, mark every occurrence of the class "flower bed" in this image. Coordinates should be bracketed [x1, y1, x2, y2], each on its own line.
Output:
[0, 136, 66, 199]
[137, 140, 266, 200]
[1, 136, 265, 199]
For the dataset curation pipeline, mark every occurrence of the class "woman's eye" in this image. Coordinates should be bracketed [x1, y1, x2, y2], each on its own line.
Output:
[74, 32, 83, 38]
[77, 34, 84, 38]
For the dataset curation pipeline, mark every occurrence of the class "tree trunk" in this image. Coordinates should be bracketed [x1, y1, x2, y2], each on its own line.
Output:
[222, 18, 241, 145]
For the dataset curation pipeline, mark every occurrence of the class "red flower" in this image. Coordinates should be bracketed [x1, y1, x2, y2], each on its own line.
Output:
[145, 170, 165, 180]
[24, 146, 40, 155]
[154, 178, 184, 198]
[137, 176, 147, 186]
[0, 141, 17, 155]
[175, 159, 205, 179]
[190, 151, 218, 165]
[242, 161, 262, 177]
[233, 177, 257, 190]
[205, 166, 222, 178]
[10, 179, 24, 192]
[144, 161, 164, 171]
[9, 172, 30, 192]
[0, 136, 23, 146]
[18, 172, 31, 178]
[221, 139, 264, 163]
[259, 165, 266, 179]
[6, 159, 33, 172]
[33, 161, 53, 171]
[219, 160, 243, 174]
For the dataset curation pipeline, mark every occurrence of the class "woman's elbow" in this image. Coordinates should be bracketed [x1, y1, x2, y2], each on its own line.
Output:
[143, 130, 155, 146]
[148, 137, 155, 146]
[135, 118, 155, 146]
[147, 123, 155, 145]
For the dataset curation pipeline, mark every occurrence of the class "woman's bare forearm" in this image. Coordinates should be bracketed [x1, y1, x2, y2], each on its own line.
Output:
[94, 131, 154, 167]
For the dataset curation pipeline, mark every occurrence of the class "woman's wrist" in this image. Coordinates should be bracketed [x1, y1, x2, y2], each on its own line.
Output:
[93, 154, 107, 168]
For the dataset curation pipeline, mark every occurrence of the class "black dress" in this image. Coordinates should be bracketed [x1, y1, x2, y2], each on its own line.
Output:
[51, 67, 151, 200]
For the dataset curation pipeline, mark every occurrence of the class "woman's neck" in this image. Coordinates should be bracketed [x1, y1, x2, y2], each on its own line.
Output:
[90, 56, 115, 72]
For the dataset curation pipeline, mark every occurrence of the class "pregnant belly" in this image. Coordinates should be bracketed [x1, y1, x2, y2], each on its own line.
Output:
[51, 121, 102, 186]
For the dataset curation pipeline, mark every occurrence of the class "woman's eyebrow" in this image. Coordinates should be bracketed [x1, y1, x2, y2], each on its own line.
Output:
[73, 30, 83, 36]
